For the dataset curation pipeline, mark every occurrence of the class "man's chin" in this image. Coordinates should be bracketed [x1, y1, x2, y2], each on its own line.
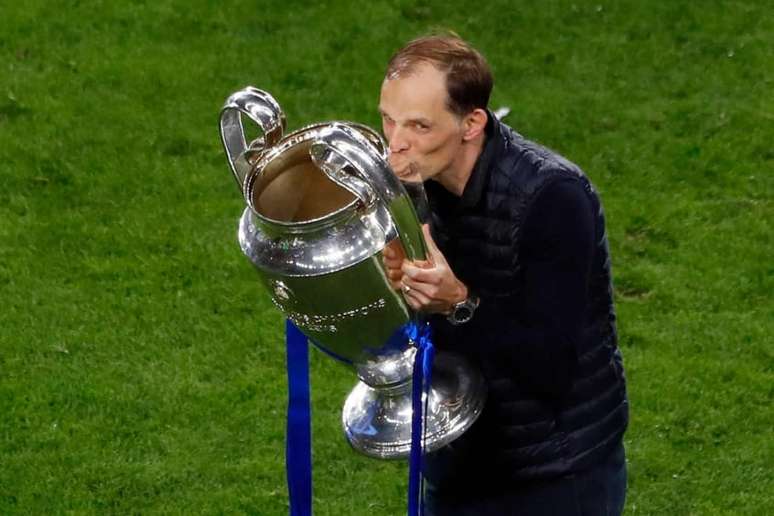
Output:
[390, 161, 421, 181]
[401, 168, 426, 184]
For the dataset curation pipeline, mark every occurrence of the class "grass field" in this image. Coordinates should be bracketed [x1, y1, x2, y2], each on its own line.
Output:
[1, 0, 772, 514]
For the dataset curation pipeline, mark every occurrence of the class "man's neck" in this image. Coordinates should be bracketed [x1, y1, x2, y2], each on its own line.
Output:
[435, 134, 487, 197]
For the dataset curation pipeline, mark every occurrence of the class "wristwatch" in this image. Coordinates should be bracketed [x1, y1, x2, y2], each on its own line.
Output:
[447, 294, 480, 325]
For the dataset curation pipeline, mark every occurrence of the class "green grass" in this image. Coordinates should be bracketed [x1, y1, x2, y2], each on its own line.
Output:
[1, 0, 771, 514]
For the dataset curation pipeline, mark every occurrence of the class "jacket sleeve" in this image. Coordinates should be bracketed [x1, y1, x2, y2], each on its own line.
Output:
[474, 177, 596, 399]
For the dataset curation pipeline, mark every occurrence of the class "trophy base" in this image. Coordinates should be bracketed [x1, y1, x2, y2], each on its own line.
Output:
[341, 351, 487, 460]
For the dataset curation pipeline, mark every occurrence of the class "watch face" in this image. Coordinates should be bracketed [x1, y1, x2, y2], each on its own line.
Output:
[453, 305, 473, 323]
[448, 296, 479, 325]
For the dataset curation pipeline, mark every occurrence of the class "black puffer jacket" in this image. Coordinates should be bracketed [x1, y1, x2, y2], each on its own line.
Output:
[423, 113, 628, 489]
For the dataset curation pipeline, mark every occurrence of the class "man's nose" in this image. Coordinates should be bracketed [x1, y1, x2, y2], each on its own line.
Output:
[388, 126, 410, 153]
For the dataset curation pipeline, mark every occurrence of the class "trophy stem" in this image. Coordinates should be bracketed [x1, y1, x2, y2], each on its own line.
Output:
[342, 351, 487, 460]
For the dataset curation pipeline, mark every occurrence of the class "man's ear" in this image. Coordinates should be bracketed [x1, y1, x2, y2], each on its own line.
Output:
[462, 108, 488, 141]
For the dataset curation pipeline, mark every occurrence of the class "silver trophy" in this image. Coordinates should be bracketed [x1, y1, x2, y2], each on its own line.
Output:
[219, 87, 486, 459]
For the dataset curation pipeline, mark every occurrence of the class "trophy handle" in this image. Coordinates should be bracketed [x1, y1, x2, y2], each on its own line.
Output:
[219, 87, 287, 193]
[309, 123, 428, 261]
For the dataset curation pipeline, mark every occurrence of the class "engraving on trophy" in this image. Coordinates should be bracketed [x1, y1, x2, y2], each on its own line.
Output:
[282, 298, 388, 334]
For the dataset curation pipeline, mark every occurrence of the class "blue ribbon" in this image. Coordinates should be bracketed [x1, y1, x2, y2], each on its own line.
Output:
[285, 319, 312, 516]
[284, 319, 434, 516]
[406, 321, 435, 516]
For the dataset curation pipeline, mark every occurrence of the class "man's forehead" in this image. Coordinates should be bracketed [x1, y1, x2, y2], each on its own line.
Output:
[380, 67, 450, 118]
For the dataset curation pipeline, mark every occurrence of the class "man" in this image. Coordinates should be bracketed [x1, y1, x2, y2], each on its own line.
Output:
[380, 34, 629, 515]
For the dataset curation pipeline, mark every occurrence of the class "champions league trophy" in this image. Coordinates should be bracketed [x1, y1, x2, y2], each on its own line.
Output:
[219, 86, 486, 459]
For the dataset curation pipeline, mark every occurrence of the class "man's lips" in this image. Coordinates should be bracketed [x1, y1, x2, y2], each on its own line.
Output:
[387, 153, 414, 178]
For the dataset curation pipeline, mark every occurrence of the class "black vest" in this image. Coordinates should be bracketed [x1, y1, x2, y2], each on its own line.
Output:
[425, 115, 628, 482]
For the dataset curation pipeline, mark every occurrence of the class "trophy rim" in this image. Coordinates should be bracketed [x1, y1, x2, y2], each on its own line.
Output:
[242, 121, 387, 234]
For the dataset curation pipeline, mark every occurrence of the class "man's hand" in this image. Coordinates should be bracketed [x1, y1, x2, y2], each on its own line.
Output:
[382, 239, 406, 292]
[383, 225, 468, 314]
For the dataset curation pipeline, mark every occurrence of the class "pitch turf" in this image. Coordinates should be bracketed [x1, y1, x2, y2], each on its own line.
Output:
[1, 1, 771, 514]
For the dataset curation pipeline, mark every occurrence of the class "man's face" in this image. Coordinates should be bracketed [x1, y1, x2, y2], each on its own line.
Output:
[379, 62, 466, 183]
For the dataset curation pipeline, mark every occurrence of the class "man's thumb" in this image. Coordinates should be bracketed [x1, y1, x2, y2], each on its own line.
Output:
[421, 224, 440, 255]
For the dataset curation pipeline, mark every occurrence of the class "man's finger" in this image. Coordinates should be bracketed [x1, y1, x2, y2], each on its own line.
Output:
[404, 285, 432, 308]
[384, 258, 403, 270]
[404, 296, 421, 311]
[401, 276, 434, 298]
[421, 224, 441, 255]
[402, 262, 440, 284]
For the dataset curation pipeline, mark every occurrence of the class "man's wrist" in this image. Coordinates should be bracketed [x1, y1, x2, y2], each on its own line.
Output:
[446, 286, 480, 326]
[449, 282, 469, 312]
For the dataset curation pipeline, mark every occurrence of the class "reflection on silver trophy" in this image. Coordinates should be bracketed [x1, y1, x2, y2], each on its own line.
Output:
[219, 86, 486, 459]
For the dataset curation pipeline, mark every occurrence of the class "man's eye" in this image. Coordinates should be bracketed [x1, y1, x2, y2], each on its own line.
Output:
[414, 123, 429, 131]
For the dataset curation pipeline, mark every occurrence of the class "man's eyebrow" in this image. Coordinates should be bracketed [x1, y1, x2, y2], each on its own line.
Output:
[408, 117, 432, 126]
[377, 109, 432, 126]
